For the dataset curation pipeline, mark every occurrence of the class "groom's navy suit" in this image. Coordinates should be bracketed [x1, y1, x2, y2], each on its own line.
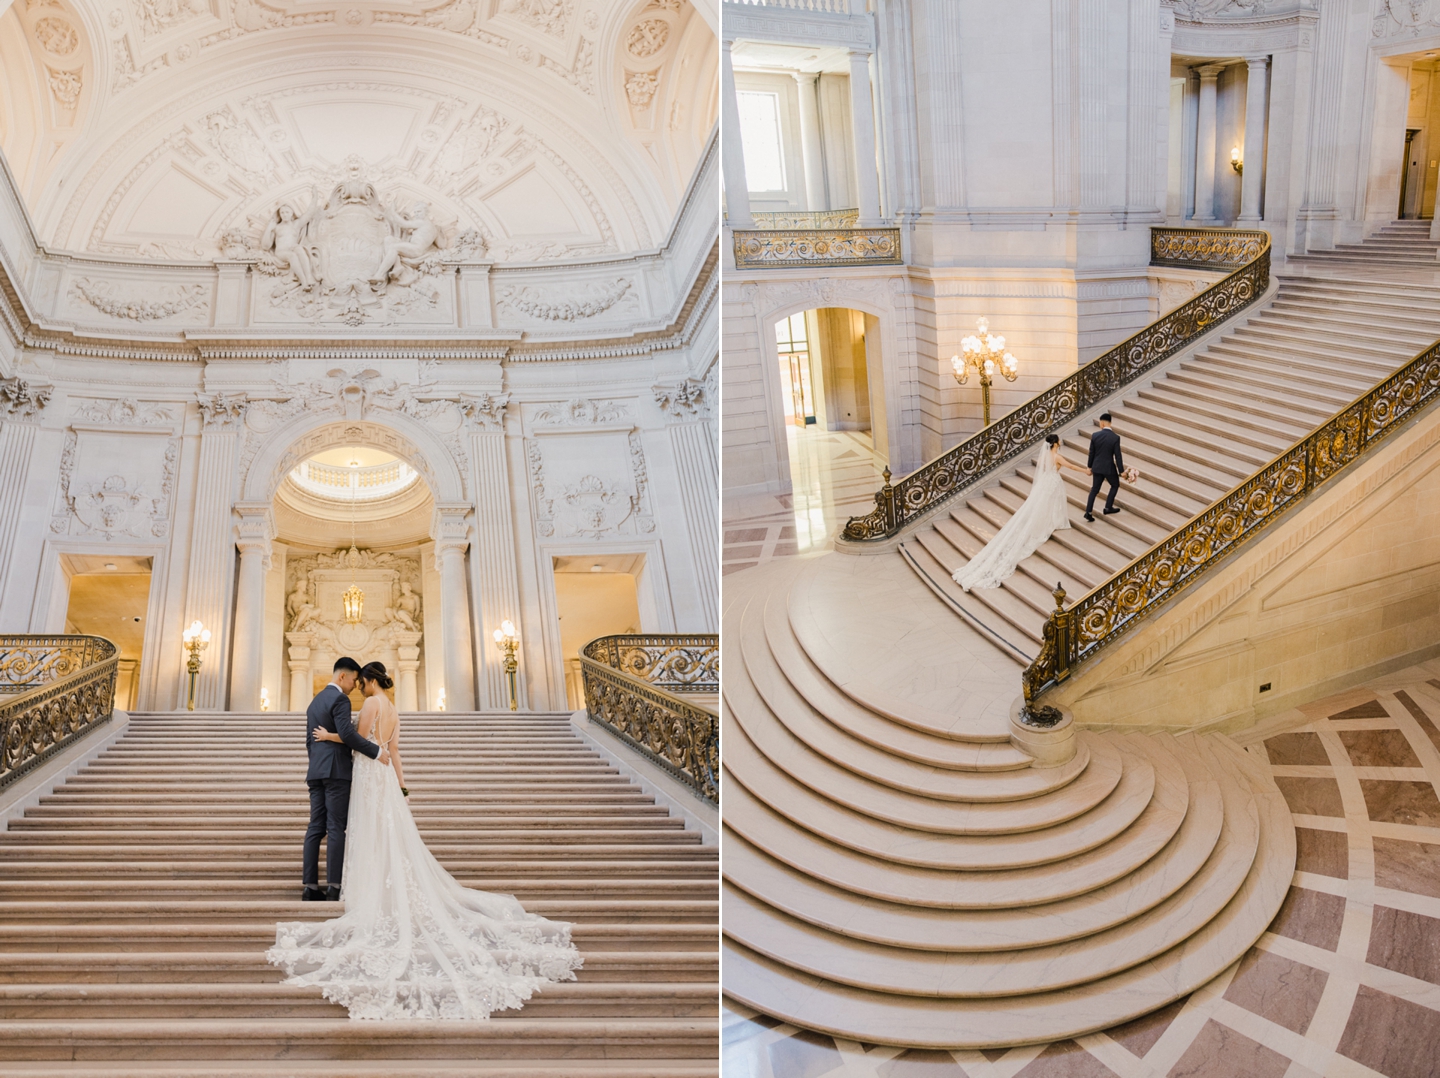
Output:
[1086, 426, 1125, 515]
[302, 683, 381, 891]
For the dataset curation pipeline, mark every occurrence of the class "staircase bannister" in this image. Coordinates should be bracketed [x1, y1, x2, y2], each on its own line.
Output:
[579, 634, 718, 804]
[0, 634, 118, 788]
[841, 228, 1272, 542]
[1022, 333, 1440, 709]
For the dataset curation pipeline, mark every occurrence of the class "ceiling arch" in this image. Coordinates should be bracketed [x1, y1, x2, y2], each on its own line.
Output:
[0, 0, 716, 263]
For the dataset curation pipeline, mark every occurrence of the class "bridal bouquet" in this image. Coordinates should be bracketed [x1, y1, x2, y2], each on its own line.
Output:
[1122, 466, 1140, 484]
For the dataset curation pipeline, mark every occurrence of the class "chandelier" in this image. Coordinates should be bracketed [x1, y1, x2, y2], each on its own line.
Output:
[342, 582, 364, 624]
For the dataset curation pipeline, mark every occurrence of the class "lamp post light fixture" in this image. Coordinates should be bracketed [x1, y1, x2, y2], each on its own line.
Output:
[951, 317, 1019, 428]
[181, 620, 210, 712]
[493, 619, 520, 712]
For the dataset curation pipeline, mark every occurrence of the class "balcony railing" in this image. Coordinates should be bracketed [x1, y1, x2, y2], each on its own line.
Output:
[579, 634, 718, 804]
[0, 635, 118, 789]
[732, 226, 902, 269]
[749, 208, 859, 229]
[725, 0, 852, 11]
[840, 227, 1271, 541]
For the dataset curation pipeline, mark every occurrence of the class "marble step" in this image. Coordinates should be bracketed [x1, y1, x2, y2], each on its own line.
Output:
[723, 714, 1167, 872]
[0, 899, 716, 925]
[721, 737, 1294, 1048]
[0, 859, 714, 880]
[0, 1065, 717, 1078]
[901, 539, 1043, 657]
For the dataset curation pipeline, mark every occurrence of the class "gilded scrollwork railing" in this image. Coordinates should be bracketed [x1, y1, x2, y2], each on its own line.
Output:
[0, 634, 118, 789]
[1021, 337, 1440, 710]
[579, 634, 718, 804]
[841, 227, 1271, 542]
[732, 227, 902, 269]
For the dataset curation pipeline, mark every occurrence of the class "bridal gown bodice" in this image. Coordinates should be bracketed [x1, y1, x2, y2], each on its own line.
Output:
[952, 447, 1072, 592]
[267, 723, 582, 1020]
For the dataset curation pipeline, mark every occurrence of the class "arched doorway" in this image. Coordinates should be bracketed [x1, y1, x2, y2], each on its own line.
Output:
[232, 417, 475, 714]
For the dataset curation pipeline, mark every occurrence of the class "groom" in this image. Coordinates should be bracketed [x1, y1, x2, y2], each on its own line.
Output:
[1084, 413, 1124, 522]
[301, 656, 388, 902]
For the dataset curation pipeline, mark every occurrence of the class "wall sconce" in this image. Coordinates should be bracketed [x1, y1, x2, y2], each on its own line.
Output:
[1231, 146, 1243, 175]
[493, 619, 520, 712]
[259, 687, 271, 712]
[437, 686, 446, 711]
[181, 620, 210, 712]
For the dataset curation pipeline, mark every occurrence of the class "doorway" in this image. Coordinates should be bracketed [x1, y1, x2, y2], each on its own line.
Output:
[1400, 127, 1424, 218]
[776, 313, 817, 427]
[61, 555, 153, 710]
[552, 554, 647, 710]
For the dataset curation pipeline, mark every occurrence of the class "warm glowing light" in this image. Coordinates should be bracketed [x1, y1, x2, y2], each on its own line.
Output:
[182, 620, 211, 650]
[437, 687, 446, 711]
[260, 687, 271, 712]
[342, 584, 364, 624]
[1230, 146, 1243, 174]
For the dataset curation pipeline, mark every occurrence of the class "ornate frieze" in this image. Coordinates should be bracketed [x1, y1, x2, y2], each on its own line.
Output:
[732, 228, 902, 269]
[532, 398, 630, 426]
[497, 278, 633, 321]
[0, 378, 53, 420]
[68, 278, 209, 322]
[69, 397, 177, 427]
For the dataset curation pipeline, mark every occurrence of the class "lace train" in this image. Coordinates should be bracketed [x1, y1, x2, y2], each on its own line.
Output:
[267, 750, 582, 1020]
[952, 449, 1072, 592]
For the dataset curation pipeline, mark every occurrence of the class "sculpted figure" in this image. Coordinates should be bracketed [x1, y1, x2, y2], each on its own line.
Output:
[384, 582, 422, 632]
[261, 194, 320, 290]
[287, 578, 321, 632]
[372, 202, 441, 284]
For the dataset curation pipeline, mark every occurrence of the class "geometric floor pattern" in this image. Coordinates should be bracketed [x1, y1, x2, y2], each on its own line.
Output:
[723, 659, 1440, 1078]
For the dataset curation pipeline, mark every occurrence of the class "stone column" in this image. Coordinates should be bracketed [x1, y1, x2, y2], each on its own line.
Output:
[720, 40, 753, 229]
[655, 379, 719, 628]
[459, 394, 526, 711]
[286, 631, 315, 712]
[848, 50, 882, 225]
[229, 503, 273, 712]
[182, 398, 246, 709]
[1192, 65, 1223, 224]
[794, 72, 827, 212]
[0, 378, 51, 615]
[1239, 56, 1269, 223]
[432, 505, 475, 713]
[394, 630, 422, 712]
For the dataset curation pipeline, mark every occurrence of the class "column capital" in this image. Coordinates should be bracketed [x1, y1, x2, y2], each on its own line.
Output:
[0, 377, 53, 421]
[233, 502, 274, 554]
[430, 504, 471, 554]
[1243, 54, 1270, 69]
[1196, 64, 1226, 81]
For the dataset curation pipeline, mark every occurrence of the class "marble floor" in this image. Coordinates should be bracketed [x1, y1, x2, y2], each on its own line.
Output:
[723, 657, 1440, 1078]
[722, 426, 887, 575]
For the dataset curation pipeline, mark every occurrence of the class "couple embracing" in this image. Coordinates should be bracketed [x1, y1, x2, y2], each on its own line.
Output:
[266, 656, 582, 1020]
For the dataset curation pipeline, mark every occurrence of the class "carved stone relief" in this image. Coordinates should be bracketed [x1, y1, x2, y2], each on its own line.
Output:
[496, 278, 634, 322]
[540, 36, 595, 94]
[47, 67, 82, 110]
[196, 392, 248, 428]
[1374, 0, 1440, 37]
[532, 398, 630, 426]
[51, 429, 179, 539]
[68, 278, 209, 322]
[286, 547, 423, 659]
[33, 16, 78, 53]
[625, 18, 669, 57]
[624, 71, 659, 108]
[1174, 0, 1270, 18]
[458, 392, 511, 432]
[526, 425, 654, 539]
[0, 377, 54, 419]
[498, 0, 571, 37]
[133, 0, 206, 38]
[653, 376, 710, 419]
[69, 397, 178, 427]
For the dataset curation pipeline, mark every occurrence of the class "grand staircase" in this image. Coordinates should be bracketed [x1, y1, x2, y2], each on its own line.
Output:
[902, 223, 1440, 660]
[721, 555, 1293, 1048]
[0, 710, 718, 1076]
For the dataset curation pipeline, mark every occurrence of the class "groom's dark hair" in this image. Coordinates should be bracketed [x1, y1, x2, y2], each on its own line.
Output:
[333, 656, 361, 674]
[1099, 413, 1112, 422]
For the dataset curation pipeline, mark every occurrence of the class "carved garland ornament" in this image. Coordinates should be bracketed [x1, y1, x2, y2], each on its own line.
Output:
[498, 278, 632, 321]
[68, 278, 208, 321]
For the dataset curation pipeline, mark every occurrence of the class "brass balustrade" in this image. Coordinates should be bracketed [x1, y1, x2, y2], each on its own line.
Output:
[732, 227, 902, 269]
[1022, 326, 1440, 709]
[579, 634, 718, 804]
[0, 634, 118, 789]
[841, 227, 1271, 541]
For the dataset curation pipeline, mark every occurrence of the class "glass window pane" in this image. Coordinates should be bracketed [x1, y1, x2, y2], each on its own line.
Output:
[737, 91, 786, 192]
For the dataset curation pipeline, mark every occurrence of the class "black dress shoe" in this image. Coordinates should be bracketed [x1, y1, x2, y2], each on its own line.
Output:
[325, 886, 342, 901]
[301, 887, 325, 902]
[1083, 513, 1095, 522]
[1103, 507, 1121, 515]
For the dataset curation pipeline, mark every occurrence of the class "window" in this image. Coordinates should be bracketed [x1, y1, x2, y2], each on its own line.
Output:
[775, 313, 815, 426]
[737, 90, 786, 192]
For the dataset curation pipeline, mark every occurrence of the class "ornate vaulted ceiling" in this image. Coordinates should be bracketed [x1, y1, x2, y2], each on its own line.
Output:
[0, 0, 717, 263]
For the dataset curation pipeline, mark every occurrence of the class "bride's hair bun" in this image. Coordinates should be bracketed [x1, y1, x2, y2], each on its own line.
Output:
[1045, 434, 1060, 445]
[359, 661, 394, 690]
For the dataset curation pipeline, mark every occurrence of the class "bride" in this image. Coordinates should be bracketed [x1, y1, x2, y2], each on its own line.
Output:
[267, 661, 582, 1019]
[953, 433, 1087, 592]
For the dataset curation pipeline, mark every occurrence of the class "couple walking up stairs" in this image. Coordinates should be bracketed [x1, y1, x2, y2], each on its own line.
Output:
[0, 710, 718, 1075]
[723, 223, 1440, 1048]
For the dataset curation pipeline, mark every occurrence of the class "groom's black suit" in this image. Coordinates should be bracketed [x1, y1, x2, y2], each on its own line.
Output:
[1086, 426, 1125, 515]
[302, 683, 381, 892]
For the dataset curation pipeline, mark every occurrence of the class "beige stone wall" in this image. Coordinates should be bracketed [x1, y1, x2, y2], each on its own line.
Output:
[1049, 406, 1440, 735]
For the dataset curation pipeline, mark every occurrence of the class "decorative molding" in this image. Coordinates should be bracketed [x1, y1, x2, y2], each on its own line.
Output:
[46, 66, 82, 110]
[1373, 0, 1440, 38]
[0, 377, 54, 419]
[458, 391, 511, 432]
[624, 70, 660, 108]
[540, 34, 595, 94]
[1174, 0, 1271, 20]
[653, 377, 710, 418]
[526, 429, 653, 539]
[69, 397, 177, 427]
[498, 0, 571, 37]
[625, 18, 670, 57]
[497, 278, 633, 321]
[196, 392, 248, 429]
[68, 278, 209, 322]
[53, 432, 180, 540]
[532, 398, 630, 426]
[733, 228, 902, 269]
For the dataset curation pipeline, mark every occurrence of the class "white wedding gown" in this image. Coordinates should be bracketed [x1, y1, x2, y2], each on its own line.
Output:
[952, 446, 1071, 592]
[267, 719, 583, 1020]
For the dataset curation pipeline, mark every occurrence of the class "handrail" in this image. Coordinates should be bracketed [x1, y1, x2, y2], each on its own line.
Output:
[1021, 330, 1440, 713]
[841, 227, 1271, 542]
[579, 634, 718, 804]
[0, 635, 118, 788]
